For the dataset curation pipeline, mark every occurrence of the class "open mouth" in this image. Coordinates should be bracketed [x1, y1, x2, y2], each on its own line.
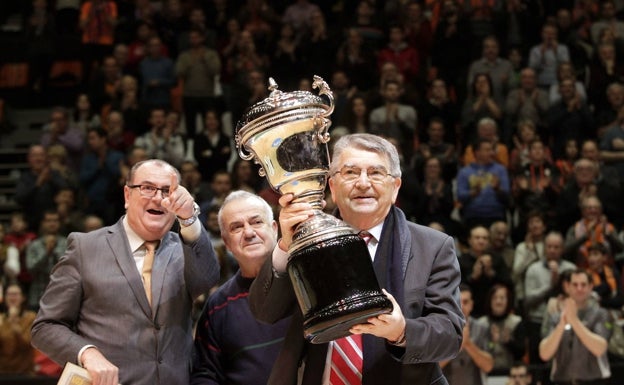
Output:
[147, 209, 165, 215]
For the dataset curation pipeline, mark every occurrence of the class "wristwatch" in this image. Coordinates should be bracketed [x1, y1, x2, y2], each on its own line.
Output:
[177, 202, 200, 227]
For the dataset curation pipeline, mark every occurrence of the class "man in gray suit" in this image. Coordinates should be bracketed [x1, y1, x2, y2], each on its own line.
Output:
[249, 133, 464, 385]
[31, 159, 220, 385]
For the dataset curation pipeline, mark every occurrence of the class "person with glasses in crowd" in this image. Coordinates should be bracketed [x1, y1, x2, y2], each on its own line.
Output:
[32, 159, 220, 385]
[249, 133, 464, 385]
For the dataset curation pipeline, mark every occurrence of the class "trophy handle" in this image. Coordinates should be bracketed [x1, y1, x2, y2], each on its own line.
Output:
[312, 75, 333, 144]
[235, 133, 255, 161]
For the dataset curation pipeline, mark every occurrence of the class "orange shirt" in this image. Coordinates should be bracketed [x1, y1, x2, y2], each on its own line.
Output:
[80, 1, 117, 45]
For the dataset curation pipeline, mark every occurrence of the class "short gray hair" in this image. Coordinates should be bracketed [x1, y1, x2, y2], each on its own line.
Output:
[330, 133, 402, 177]
[218, 190, 274, 233]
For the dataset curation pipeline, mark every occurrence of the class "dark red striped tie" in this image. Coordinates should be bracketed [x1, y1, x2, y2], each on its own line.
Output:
[329, 334, 363, 385]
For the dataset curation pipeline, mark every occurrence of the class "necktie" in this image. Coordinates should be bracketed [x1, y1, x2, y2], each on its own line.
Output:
[358, 231, 372, 245]
[329, 334, 363, 385]
[327, 230, 371, 384]
[142, 241, 158, 306]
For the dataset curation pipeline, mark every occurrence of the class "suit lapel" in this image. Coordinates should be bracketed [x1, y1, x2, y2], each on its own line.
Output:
[107, 221, 153, 318]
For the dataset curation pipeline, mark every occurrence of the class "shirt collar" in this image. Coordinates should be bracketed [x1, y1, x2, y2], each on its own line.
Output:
[123, 215, 151, 253]
[358, 222, 384, 243]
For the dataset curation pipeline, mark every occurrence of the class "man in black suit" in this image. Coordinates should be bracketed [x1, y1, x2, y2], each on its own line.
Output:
[249, 133, 464, 385]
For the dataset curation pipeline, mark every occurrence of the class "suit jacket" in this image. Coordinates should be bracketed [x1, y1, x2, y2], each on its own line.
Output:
[31, 219, 220, 385]
[249, 207, 464, 385]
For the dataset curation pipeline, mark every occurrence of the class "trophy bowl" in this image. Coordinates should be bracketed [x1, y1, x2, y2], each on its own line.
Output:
[235, 76, 392, 343]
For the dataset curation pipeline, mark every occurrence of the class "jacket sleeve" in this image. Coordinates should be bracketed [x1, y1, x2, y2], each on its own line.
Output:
[401, 230, 465, 363]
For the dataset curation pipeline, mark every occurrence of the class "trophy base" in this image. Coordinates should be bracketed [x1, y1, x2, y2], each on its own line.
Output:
[288, 232, 393, 344]
[303, 293, 392, 344]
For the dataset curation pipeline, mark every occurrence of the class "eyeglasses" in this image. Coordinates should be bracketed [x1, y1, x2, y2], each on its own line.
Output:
[127, 184, 170, 198]
[333, 166, 396, 183]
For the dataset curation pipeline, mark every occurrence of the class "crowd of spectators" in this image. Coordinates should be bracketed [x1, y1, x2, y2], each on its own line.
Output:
[2, 0, 624, 383]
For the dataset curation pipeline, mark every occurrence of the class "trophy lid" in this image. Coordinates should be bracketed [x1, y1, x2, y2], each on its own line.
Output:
[235, 76, 334, 135]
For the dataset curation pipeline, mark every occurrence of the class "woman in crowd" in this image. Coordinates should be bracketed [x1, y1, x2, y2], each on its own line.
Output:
[477, 284, 527, 376]
[0, 282, 37, 375]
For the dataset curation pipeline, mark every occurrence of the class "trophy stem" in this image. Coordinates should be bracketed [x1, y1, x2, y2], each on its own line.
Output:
[290, 190, 324, 211]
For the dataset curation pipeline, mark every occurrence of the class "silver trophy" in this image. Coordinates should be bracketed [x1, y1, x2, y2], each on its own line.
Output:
[235, 76, 392, 343]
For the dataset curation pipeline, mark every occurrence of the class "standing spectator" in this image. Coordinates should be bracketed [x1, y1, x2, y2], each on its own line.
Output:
[600, 103, 624, 179]
[15, 145, 68, 233]
[346, 0, 385, 53]
[456, 138, 510, 230]
[4, 213, 37, 295]
[369, 80, 418, 160]
[528, 23, 570, 89]
[193, 109, 232, 183]
[461, 73, 503, 143]
[555, 158, 622, 234]
[431, 0, 472, 103]
[281, 0, 321, 40]
[596, 82, 624, 139]
[564, 195, 623, 266]
[26, 210, 67, 310]
[191, 191, 290, 385]
[139, 36, 175, 109]
[110, 75, 145, 135]
[590, 0, 624, 45]
[25, 0, 56, 95]
[0, 282, 37, 374]
[459, 225, 512, 318]
[299, 9, 336, 80]
[104, 110, 135, 154]
[179, 160, 212, 205]
[269, 22, 303, 92]
[477, 284, 526, 375]
[539, 269, 612, 384]
[31, 159, 220, 385]
[489, 221, 515, 271]
[47, 144, 80, 191]
[586, 243, 624, 310]
[548, 61, 587, 106]
[411, 156, 458, 236]
[512, 211, 547, 312]
[511, 138, 559, 238]
[462, 117, 509, 168]
[230, 158, 261, 194]
[134, 108, 186, 168]
[79, 127, 125, 225]
[441, 284, 494, 385]
[508, 120, 551, 174]
[335, 28, 377, 92]
[71, 93, 101, 135]
[524, 232, 576, 378]
[402, 1, 433, 76]
[467, 35, 513, 106]
[503, 68, 549, 146]
[40, 107, 85, 172]
[336, 94, 370, 135]
[79, 0, 117, 84]
[88, 56, 121, 114]
[588, 42, 624, 110]
[175, 27, 222, 143]
[410, 117, 458, 183]
[0, 224, 20, 288]
[546, 78, 594, 160]
[377, 24, 420, 85]
[418, 78, 460, 145]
